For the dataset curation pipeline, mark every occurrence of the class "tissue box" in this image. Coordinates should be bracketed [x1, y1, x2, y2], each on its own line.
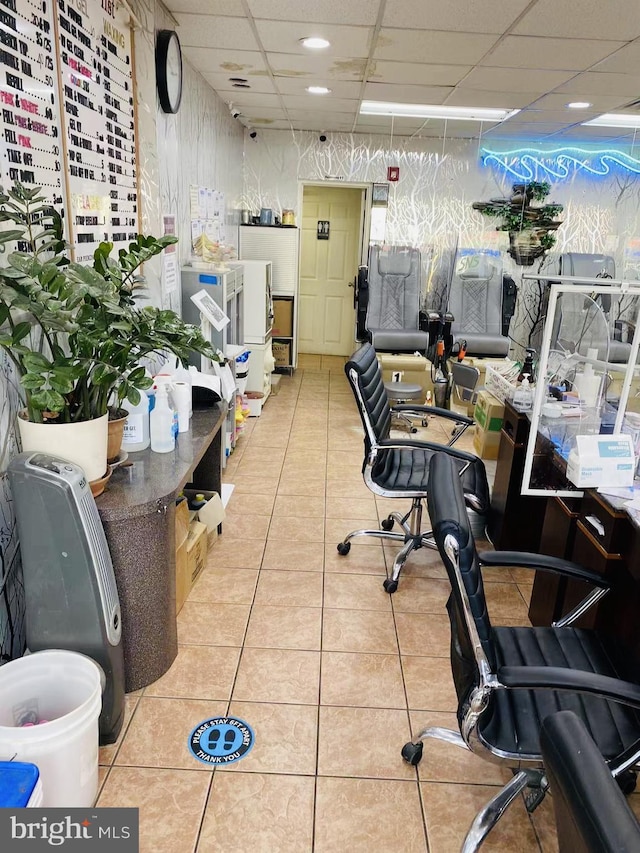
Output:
[566, 435, 636, 488]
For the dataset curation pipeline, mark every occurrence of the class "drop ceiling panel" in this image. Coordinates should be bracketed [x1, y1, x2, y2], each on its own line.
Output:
[266, 52, 367, 80]
[513, 0, 640, 41]
[591, 41, 640, 74]
[480, 35, 624, 71]
[215, 91, 283, 109]
[166, 0, 244, 14]
[444, 89, 538, 109]
[528, 92, 629, 111]
[247, 0, 380, 26]
[381, 0, 531, 33]
[240, 107, 289, 120]
[282, 95, 359, 112]
[185, 48, 267, 75]
[369, 61, 472, 86]
[275, 79, 362, 98]
[175, 15, 259, 50]
[483, 122, 569, 135]
[202, 72, 277, 95]
[457, 67, 577, 93]
[363, 82, 454, 103]
[375, 29, 499, 64]
[556, 71, 640, 97]
[255, 20, 372, 57]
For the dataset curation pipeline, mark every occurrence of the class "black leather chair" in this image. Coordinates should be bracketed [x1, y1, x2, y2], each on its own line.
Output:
[402, 450, 640, 852]
[337, 343, 490, 593]
[541, 710, 640, 853]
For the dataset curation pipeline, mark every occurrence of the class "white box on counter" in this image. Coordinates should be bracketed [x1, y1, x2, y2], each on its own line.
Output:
[566, 434, 635, 488]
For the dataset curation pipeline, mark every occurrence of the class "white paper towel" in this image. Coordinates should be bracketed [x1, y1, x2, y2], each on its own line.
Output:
[173, 382, 191, 433]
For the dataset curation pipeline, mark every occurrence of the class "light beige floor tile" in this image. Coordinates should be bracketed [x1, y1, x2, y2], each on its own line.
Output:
[144, 644, 240, 701]
[188, 567, 258, 605]
[390, 577, 451, 613]
[273, 494, 325, 517]
[224, 701, 318, 775]
[325, 478, 372, 498]
[315, 777, 426, 852]
[322, 608, 399, 654]
[254, 570, 323, 608]
[99, 694, 140, 766]
[324, 496, 378, 518]
[529, 792, 559, 853]
[324, 543, 387, 575]
[208, 537, 265, 569]
[395, 612, 451, 657]
[268, 515, 325, 542]
[98, 767, 211, 853]
[115, 697, 227, 770]
[225, 492, 275, 516]
[262, 539, 324, 572]
[518, 583, 534, 606]
[484, 582, 532, 622]
[97, 765, 110, 795]
[420, 781, 539, 853]
[298, 354, 322, 369]
[227, 476, 279, 496]
[177, 602, 249, 646]
[233, 648, 321, 704]
[277, 476, 327, 497]
[324, 572, 392, 611]
[321, 651, 406, 709]
[245, 605, 322, 650]
[402, 656, 457, 712]
[384, 545, 448, 579]
[325, 517, 385, 546]
[318, 706, 415, 780]
[221, 513, 271, 540]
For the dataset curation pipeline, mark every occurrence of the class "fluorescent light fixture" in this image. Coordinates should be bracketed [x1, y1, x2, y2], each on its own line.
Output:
[360, 101, 519, 122]
[306, 86, 331, 95]
[582, 113, 640, 128]
[300, 37, 330, 49]
[566, 101, 591, 109]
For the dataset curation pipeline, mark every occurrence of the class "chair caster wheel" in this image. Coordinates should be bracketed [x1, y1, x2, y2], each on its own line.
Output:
[383, 578, 398, 594]
[410, 426, 418, 434]
[617, 770, 637, 795]
[401, 741, 423, 766]
[381, 517, 394, 531]
[421, 419, 428, 428]
[337, 542, 351, 556]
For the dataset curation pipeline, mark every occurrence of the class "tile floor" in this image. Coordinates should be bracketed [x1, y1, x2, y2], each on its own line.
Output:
[96, 354, 640, 852]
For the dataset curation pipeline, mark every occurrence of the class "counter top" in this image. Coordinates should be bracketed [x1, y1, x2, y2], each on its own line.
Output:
[96, 404, 226, 522]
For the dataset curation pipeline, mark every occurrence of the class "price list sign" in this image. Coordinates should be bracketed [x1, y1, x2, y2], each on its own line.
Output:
[57, 0, 137, 262]
[0, 0, 64, 208]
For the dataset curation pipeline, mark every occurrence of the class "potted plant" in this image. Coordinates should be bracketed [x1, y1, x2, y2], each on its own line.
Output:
[0, 183, 217, 481]
[472, 182, 564, 266]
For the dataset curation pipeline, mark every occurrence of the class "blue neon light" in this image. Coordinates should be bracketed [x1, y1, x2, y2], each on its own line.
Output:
[480, 147, 640, 181]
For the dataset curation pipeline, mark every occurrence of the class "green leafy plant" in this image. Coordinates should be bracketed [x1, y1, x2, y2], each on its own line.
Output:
[0, 183, 217, 423]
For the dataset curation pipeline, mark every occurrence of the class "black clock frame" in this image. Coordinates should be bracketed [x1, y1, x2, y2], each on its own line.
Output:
[156, 30, 183, 114]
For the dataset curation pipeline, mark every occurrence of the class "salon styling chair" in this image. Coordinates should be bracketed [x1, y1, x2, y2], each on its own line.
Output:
[402, 451, 640, 852]
[337, 343, 490, 593]
[541, 711, 640, 853]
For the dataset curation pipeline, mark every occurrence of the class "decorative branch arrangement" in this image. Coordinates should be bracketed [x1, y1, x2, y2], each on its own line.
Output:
[472, 181, 564, 266]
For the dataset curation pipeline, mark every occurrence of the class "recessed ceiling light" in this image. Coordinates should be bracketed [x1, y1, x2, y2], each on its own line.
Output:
[582, 113, 640, 128]
[359, 101, 519, 123]
[300, 37, 330, 49]
[306, 86, 331, 95]
[566, 101, 591, 109]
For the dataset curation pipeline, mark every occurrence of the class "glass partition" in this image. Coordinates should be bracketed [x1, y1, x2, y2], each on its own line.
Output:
[520, 276, 640, 497]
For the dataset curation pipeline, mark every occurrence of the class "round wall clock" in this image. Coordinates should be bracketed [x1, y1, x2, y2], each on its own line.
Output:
[156, 30, 183, 114]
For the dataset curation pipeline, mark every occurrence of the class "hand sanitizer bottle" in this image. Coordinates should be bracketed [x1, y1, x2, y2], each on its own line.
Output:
[513, 374, 533, 412]
[150, 384, 175, 453]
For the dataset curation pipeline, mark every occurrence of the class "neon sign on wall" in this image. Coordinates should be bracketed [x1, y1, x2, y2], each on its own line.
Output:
[481, 147, 640, 181]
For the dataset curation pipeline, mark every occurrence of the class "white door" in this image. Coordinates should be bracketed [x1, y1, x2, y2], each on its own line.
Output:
[299, 185, 363, 356]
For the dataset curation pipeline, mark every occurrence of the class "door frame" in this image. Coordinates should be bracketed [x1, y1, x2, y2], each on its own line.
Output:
[297, 181, 372, 355]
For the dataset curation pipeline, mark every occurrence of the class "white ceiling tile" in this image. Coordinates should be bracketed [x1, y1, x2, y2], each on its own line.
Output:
[184, 48, 267, 75]
[369, 61, 472, 86]
[483, 122, 569, 134]
[175, 15, 259, 50]
[212, 91, 283, 109]
[457, 67, 577, 93]
[275, 78, 362, 98]
[240, 107, 289, 120]
[481, 35, 624, 71]
[375, 29, 499, 64]
[266, 52, 367, 81]
[165, 0, 244, 14]
[382, 0, 530, 33]
[591, 41, 640, 74]
[247, 0, 380, 26]
[255, 20, 372, 57]
[528, 92, 630, 111]
[444, 89, 538, 109]
[510, 109, 603, 124]
[201, 72, 277, 95]
[282, 95, 360, 112]
[556, 72, 640, 96]
[363, 82, 453, 103]
[513, 0, 640, 41]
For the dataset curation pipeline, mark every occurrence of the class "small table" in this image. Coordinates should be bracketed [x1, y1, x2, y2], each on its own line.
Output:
[96, 405, 226, 692]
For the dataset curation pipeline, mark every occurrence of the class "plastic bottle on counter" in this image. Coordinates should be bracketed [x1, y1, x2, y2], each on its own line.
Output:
[512, 374, 533, 412]
[150, 384, 175, 453]
[189, 493, 207, 511]
[121, 391, 150, 452]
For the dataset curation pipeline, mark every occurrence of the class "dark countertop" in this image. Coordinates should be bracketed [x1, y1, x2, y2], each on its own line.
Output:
[96, 404, 226, 521]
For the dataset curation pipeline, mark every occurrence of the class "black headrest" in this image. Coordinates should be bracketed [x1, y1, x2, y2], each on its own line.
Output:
[426, 452, 471, 551]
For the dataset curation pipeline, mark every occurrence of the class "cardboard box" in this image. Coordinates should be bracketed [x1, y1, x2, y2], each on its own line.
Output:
[377, 353, 433, 396]
[187, 520, 208, 588]
[273, 341, 291, 368]
[175, 498, 190, 549]
[272, 299, 293, 336]
[183, 489, 225, 548]
[566, 435, 635, 488]
[175, 538, 189, 615]
[473, 425, 502, 460]
[474, 390, 505, 433]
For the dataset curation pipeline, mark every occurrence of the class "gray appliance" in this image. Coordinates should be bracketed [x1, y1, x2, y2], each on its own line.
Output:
[8, 452, 125, 744]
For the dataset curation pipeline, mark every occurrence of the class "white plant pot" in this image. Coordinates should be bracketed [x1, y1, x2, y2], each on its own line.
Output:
[17, 412, 109, 483]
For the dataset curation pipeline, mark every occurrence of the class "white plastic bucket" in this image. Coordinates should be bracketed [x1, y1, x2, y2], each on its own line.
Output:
[0, 651, 102, 807]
